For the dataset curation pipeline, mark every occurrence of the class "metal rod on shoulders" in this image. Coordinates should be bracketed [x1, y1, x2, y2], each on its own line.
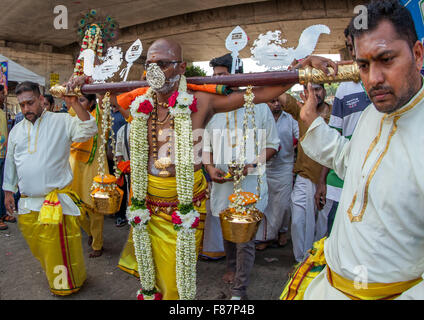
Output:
[50, 63, 360, 97]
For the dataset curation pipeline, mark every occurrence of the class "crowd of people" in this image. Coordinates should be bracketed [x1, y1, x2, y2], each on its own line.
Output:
[1, 0, 424, 300]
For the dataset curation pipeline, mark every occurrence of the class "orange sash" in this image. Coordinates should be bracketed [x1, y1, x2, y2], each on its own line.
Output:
[117, 84, 230, 111]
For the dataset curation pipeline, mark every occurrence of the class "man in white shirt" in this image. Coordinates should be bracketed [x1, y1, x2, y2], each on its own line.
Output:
[203, 54, 280, 300]
[3, 81, 97, 296]
[290, 0, 424, 300]
[255, 97, 299, 250]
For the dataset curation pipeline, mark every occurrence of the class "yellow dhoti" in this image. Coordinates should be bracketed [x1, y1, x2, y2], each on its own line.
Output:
[118, 170, 208, 300]
[280, 238, 423, 300]
[18, 211, 86, 296]
[70, 105, 107, 251]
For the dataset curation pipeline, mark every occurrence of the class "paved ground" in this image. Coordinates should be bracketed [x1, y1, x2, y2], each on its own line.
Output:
[0, 215, 296, 300]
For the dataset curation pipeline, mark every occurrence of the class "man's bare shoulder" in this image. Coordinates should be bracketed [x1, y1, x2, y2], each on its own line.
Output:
[191, 90, 212, 100]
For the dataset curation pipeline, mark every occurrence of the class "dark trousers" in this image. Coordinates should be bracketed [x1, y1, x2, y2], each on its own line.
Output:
[223, 239, 255, 298]
[327, 200, 339, 236]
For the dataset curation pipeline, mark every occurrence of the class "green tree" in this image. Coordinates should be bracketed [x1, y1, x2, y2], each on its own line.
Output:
[185, 65, 207, 77]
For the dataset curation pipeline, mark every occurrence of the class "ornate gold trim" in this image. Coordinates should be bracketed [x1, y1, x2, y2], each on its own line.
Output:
[347, 117, 399, 222]
[50, 84, 82, 98]
[361, 116, 386, 170]
[347, 85, 424, 222]
[299, 63, 360, 85]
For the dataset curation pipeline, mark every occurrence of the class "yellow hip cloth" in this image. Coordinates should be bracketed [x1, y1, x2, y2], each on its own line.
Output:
[18, 211, 86, 296]
[69, 142, 108, 251]
[118, 170, 208, 300]
[281, 237, 422, 300]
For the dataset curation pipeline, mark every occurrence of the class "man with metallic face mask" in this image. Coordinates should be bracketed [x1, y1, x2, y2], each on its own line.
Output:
[111, 38, 336, 300]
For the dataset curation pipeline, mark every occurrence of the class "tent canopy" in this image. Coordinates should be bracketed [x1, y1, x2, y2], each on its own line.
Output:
[0, 53, 45, 87]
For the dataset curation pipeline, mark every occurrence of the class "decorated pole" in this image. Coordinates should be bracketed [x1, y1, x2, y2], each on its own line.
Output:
[50, 63, 360, 97]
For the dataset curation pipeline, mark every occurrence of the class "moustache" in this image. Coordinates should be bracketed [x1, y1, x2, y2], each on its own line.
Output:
[369, 86, 393, 98]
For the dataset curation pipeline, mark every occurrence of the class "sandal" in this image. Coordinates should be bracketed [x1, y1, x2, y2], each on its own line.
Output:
[255, 242, 270, 251]
[0, 219, 8, 230]
[4, 215, 16, 223]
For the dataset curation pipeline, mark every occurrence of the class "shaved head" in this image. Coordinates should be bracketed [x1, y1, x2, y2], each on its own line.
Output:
[145, 38, 187, 96]
[147, 38, 183, 61]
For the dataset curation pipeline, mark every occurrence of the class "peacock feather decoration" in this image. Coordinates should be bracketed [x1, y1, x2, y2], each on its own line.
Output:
[73, 9, 119, 77]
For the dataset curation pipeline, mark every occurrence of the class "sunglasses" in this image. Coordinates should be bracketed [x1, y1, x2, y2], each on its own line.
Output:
[144, 60, 182, 70]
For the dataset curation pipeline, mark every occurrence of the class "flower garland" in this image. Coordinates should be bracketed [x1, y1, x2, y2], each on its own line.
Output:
[127, 89, 159, 299]
[128, 74, 199, 300]
[228, 86, 263, 214]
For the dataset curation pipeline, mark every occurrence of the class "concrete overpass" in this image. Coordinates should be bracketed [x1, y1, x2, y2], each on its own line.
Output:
[0, 0, 363, 90]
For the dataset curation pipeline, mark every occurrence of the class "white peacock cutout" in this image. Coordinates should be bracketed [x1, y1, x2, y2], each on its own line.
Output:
[225, 26, 248, 74]
[250, 24, 331, 70]
[119, 39, 143, 81]
[92, 46, 124, 82]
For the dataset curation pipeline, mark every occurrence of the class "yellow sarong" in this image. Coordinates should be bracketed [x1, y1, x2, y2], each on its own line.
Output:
[118, 170, 208, 300]
[281, 237, 423, 300]
[18, 211, 86, 296]
[69, 106, 108, 251]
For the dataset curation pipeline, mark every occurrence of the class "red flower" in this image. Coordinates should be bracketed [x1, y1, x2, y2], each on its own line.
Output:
[191, 217, 200, 229]
[134, 216, 141, 224]
[171, 212, 182, 225]
[137, 100, 153, 114]
[137, 294, 144, 300]
[154, 292, 163, 300]
[117, 160, 131, 174]
[189, 97, 198, 113]
[168, 91, 179, 108]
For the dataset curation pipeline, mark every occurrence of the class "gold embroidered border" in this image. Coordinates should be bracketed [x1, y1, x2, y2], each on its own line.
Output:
[347, 85, 424, 223]
[361, 115, 386, 170]
[348, 117, 399, 222]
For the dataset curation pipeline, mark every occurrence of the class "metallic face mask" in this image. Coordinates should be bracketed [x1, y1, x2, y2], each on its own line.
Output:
[146, 62, 181, 95]
[146, 63, 166, 91]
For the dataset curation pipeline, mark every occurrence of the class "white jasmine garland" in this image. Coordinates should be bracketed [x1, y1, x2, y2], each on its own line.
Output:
[132, 225, 156, 294]
[229, 87, 263, 214]
[129, 76, 199, 300]
[176, 92, 194, 108]
[170, 75, 198, 299]
[128, 88, 157, 297]
[176, 228, 197, 300]
[127, 207, 151, 229]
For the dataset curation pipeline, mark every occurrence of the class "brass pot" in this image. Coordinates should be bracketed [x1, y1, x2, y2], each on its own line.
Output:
[91, 186, 124, 215]
[219, 208, 264, 243]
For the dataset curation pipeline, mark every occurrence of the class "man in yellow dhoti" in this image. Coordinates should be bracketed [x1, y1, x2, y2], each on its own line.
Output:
[68, 93, 109, 258]
[282, 0, 424, 300]
[119, 170, 208, 299]
[3, 81, 97, 296]
[111, 39, 332, 300]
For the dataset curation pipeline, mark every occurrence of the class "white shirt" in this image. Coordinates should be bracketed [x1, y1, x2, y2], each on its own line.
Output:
[3, 111, 98, 216]
[267, 111, 298, 169]
[301, 82, 424, 291]
[115, 123, 130, 161]
[203, 104, 280, 216]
